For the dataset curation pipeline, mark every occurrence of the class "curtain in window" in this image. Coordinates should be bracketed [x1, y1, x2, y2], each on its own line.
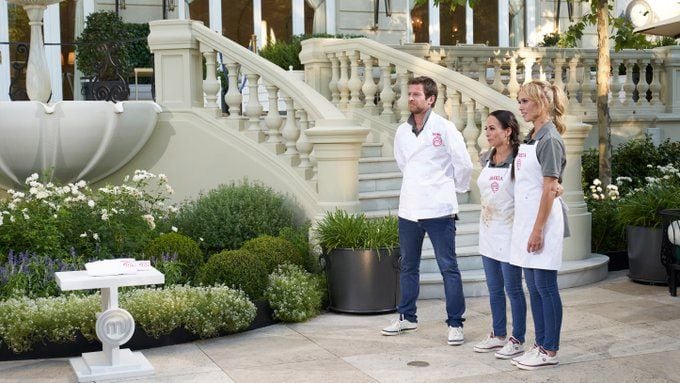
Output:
[305, 0, 326, 34]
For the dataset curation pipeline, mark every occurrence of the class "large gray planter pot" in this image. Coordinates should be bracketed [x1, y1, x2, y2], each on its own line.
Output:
[627, 225, 666, 284]
[324, 248, 400, 314]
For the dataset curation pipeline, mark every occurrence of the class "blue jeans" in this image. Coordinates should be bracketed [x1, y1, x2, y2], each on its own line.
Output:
[524, 268, 562, 352]
[397, 216, 465, 327]
[482, 256, 526, 343]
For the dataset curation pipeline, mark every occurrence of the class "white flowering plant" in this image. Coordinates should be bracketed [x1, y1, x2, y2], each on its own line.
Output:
[0, 285, 256, 354]
[264, 264, 324, 323]
[0, 170, 177, 264]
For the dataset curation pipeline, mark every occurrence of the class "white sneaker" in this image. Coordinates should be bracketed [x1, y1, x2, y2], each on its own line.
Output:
[473, 332, 505, 353]
[515, 348, 559, 370]
[511, 343, 539, 366]
[381, 316, 417, 336]
[447, 326, 464, 346]
[494, 336, 524, 359]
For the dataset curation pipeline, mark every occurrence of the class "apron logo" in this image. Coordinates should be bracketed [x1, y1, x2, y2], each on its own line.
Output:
[491, 181, 499, 193]
[516, 158, 522, 170]
[432, 132, 443, 147]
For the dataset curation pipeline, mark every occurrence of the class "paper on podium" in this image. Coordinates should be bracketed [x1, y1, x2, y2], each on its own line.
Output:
[85, 259, 152, 277]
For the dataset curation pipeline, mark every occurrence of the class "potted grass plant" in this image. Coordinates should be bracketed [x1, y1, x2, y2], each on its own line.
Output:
[617, 164, 680, 284]
[315, 210, 399, 314]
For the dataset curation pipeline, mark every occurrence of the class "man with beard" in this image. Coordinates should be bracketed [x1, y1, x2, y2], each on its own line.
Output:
[381, 76, 473, 346]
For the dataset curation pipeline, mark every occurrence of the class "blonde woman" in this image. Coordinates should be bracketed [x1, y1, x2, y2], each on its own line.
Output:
[509, 80, 569, 370]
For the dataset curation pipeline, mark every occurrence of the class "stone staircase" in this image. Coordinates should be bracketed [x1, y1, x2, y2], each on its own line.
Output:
[357, 140, 490, 298]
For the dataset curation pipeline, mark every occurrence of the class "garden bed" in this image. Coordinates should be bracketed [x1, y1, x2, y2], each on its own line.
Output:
[0, 300, 275, 361]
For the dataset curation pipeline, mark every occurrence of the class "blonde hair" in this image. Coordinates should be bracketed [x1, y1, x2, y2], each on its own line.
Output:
[519, 80, 567, 135]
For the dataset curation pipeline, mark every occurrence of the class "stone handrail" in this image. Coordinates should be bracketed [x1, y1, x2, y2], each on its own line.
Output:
[395, 43, 669, 118]
[148, 20, 369, 216]
[300, 37, 532, 167]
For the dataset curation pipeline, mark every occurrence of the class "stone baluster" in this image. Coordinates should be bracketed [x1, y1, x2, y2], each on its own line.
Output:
[378, 60, 396, 122]
[447, 87, 464, 131]
[477, 105, 490, 154]
[361, 53, 378, 113]
[264, 84, 284, 153]
[462, 95, 480, 166]
[336, 52, 350, 110]
[552, 57, 565, 94]
[434, 83, 446, 118]
[491, 56, 505, 94]
[477, 57, 488, 85]
[225, 62, 242, 120]
[396, 66, 410, 122]
[348, 50, 363, 109]
[610, 58, 622, 109]
[443, 54, 456, 71]
[281, 94, 300, 163]
[653, 58, 666, 106]
[328, 53, 340, 105]
[507, 55, 520, 100]
[566, 57, 580, 107]
[244, 72, 263, 141]
[622, 59, 636, 106]
[201, 49, 220, 112]
[537, 56, 547, 81]
[522, 54, 535, 85]
[582, 58, 596, 108]
[461, 57, 473, 78]
[649, 60, 662, 106]
[296, 109, 313, 179]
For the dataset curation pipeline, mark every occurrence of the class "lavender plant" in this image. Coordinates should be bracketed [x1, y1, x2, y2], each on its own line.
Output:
[0, 250, 84, 299]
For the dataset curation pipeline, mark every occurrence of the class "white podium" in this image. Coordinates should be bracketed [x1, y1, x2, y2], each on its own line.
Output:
[56, 268, 164, 382]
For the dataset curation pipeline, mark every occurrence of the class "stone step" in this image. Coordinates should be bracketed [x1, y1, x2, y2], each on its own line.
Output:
[361, 143, 384, 158]
[358, 157, 400, 174]
[418, 254, 610, 298]
[362, 204, 481, 225]
[419, 245, 482, 273]
[358, 171, 402, 193]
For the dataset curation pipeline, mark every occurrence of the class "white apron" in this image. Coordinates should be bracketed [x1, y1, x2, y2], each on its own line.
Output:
[477, 161, 514, 263]
[509, 140, 565, 270]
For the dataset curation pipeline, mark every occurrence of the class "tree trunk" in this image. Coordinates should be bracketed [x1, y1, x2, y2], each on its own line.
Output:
[596, 0, 612, 186]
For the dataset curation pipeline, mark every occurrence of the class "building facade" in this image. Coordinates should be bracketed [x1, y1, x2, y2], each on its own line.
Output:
[0, 0, 674, 102]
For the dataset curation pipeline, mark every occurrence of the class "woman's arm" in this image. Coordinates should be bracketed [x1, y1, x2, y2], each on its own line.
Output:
[527, 176, 560, 253]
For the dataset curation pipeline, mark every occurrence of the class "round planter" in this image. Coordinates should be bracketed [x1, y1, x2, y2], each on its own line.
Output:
[627, 225, 666, 284]
[324, 247, 400, 314]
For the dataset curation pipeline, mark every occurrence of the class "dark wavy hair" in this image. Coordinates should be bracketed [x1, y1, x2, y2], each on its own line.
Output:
[489, 109, 521, 180]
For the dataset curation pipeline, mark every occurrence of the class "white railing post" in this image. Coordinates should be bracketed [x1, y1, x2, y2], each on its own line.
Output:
[361, 53, 378, 113]
[337, 52, 350, 110]
[348, 50, 363, 109]
[225, 62, 243, 121]
[328, 53, 340, 105]
[264, 83, 284, 153]
[245, 72, 264, 141]
[378, 59, 396, 122]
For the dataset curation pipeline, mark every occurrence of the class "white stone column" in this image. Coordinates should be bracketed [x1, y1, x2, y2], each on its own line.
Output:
[253, 0, 263, 49]
[428, 0, 440, 45]
[526, 0, 536, 46]
[44, 3, 62, 102]
[0, 0, 10, 101]
[326, 0, 335, 34]
[177, 0, 186, 19]
[465, 0, 473, 44]
[208, 0, 221, 34]
[562, 115, 592, 261]
[498, 0, 509, 47]
[293, 0, 304, 36]
[405, 0, 413, 43]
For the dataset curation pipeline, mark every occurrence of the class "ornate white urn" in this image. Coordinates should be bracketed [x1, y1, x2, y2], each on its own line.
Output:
[7, 0, 63, 103]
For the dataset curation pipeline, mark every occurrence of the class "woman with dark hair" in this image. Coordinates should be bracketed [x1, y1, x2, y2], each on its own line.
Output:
[472, 110, 527, 359]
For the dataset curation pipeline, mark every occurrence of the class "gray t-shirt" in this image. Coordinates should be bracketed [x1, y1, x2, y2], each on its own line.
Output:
[523, 121, 570, 237]
[524, 121, 567, 182]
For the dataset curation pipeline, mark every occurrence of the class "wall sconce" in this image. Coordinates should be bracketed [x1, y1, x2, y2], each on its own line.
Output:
[168, 0, 176, 12]
[120, 0, 126, 10]
[68, 51, 75, 66]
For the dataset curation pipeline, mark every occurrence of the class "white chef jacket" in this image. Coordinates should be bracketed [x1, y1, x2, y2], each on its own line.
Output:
[394, 110, 473, 221]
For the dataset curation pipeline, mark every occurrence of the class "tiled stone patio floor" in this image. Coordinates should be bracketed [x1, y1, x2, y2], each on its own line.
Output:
[2, 270, 680, 382]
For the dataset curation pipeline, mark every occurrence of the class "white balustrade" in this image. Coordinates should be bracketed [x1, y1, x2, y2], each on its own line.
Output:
[361, 53, 378, 113]
[225, 62, 242, 119]
[348, 50, 363, 109]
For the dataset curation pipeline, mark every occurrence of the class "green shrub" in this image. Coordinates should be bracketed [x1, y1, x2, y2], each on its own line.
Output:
[122, 285, 255, 339]
[0, 286, 256, 353]
[278, 224, 318, 272]
[144, 233, 204, 284]
[174, 180, 298, 253]
[75, 11, 132, 79]
[265, 264, 323, 322]
[198, 250, 270, 299]
[241, 235, 304, 272]
[0, 294, 99, 353]
[260, 37, 303, 70]
[124, 23, 152, 72]
[0, 170, 176, 261]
